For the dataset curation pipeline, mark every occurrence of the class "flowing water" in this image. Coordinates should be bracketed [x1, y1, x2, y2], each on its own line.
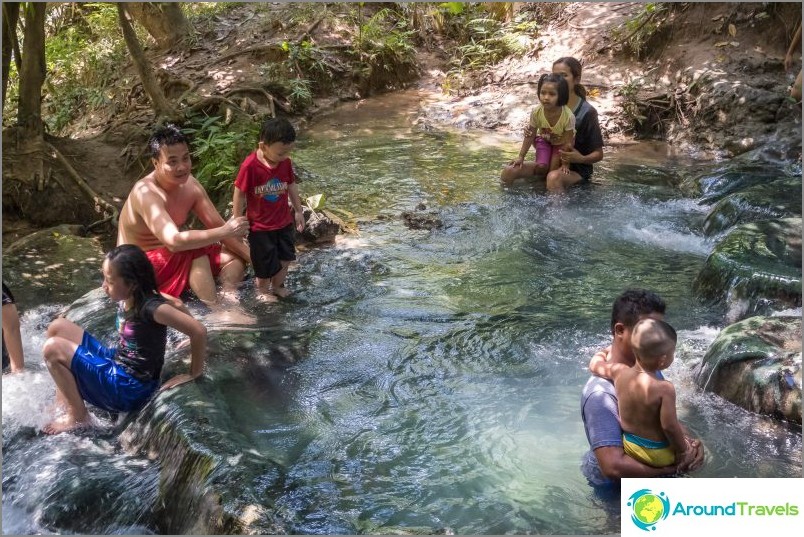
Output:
[2, 91, 801, 535]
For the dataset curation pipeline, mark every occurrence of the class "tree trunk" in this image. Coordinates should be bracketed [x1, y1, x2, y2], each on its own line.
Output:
[117, 2, 177, 121]
[2, 2, 20, 111]
[125, 2, 193, 49]
[16, 2, 46, 136]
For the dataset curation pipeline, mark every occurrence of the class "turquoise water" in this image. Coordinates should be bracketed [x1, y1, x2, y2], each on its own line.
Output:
[2, 91, 801, 535]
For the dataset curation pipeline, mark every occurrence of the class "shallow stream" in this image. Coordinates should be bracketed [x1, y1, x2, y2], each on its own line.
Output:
[2, 90, 801, 535]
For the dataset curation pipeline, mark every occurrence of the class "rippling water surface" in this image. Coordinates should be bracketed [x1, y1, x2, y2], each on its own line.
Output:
[2, 90, 801, 535]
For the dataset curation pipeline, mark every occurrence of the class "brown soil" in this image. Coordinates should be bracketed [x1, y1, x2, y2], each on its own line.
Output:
[3, 2, 801, 248]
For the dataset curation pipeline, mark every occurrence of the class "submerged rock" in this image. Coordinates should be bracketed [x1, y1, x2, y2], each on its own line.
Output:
[693, 218, 802, 322]
[693, 315, 801, 425]
[679, 164, 787, 202]
[401, 203, 443, 230]
[2, 225, 105, 306]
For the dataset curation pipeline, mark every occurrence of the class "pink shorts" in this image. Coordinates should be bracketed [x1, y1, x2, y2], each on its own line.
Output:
[534, 136, 560, 168]
[145, 244, 222, 298]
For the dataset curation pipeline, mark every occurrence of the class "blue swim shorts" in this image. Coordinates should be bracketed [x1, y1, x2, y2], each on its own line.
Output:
[71, 331, 159, 413]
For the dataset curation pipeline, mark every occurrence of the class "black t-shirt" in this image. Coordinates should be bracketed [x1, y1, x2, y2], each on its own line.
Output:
[570, 98, 604, 181]
[115, 295, 168, 381]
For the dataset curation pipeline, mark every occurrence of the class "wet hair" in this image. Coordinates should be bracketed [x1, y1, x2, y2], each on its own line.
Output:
[610, 289, 666, 334]
[105, 244, 160, 313]
[632, 318, 677, 367]
[537, 73, 570, 107]
[259, 117, 296, 145]
[553, 56, 587, 99]
[148, 123, 190, 160]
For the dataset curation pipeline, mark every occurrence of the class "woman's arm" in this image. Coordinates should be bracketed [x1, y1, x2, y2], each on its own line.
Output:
[152, 303, 208, 390]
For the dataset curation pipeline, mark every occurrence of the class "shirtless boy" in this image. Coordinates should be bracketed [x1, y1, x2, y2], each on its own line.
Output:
[117, 124, 250, 306]
[588, 318, 691, 468]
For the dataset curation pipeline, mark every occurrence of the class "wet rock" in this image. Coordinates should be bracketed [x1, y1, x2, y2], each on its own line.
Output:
[693, 315, 801, 425]
[678, 164, 785, 202]
[702, 176, 802, 236]
[401, 204, 443, 230]
[297, 206, 341, 245]
[2, 225, 105, 306]
[117, 330, 301, 534]
[694, 218, 802, 322]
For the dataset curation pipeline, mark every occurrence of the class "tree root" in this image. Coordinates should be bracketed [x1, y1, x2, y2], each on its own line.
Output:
[224, 86, 292, 116]
[209, 42, 286, 66]
[185, 95, 255, 119]
[45, 142, 119, 228]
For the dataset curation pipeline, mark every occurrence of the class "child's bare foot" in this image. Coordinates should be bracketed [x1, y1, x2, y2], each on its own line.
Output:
[256, 292, 278, 303]
[272, 286, 292, 298]
[219, 290, 240, 305]
[42, 415, 92, 435]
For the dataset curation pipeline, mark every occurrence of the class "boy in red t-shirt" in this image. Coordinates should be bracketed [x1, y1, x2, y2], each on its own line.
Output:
[233, 118, 305, 300]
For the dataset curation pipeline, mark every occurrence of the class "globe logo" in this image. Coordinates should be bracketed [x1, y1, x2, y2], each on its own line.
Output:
[627, 489, 670, 531]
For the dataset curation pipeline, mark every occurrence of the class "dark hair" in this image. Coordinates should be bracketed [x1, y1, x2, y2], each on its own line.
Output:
[610, 289, 666, 334]
[537, 73, 570, 107]
[553, 56, 587, 99]
[148, 123, 190, 160]
[106, 244, 160, 313]
[259, 117, 296, 145]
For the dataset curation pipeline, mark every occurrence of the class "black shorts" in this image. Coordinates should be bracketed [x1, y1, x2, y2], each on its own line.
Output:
[2, 282, 14, 306]
[249, 224, 296, 279]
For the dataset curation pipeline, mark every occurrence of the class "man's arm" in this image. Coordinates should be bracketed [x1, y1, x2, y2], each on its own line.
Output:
[594, 446, 677, 479]
[136, 183, 246, 252]
[190, 181, 250, 261]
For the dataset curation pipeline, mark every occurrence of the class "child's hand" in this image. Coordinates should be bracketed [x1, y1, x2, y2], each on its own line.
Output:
[511, 156, 524, 168]
[295, 210, 305, 233]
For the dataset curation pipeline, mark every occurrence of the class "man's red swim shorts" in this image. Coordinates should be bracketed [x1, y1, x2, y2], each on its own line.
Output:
[145, 244, 222, 298]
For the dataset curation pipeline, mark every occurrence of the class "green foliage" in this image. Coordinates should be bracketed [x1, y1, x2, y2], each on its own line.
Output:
[352, 7, 417, 88]
[612, 2, 669, 58]
[181, 115, 259, 201]
[259, 39, 330, 112]
[617, 77, 648, 127]
[287, 78, 314, 112]
[3, 2, 146, 132]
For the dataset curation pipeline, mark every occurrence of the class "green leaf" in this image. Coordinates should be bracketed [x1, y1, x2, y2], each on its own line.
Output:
[305, 193, 326, 210]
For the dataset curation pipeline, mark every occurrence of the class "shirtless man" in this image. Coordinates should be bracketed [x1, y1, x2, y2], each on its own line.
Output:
[117, 124, 250, 306]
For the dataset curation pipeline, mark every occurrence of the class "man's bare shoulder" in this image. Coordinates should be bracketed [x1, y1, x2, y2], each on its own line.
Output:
[129, 174, 164, 202]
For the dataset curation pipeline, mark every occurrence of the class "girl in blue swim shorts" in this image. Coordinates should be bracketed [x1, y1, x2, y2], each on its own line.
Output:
[42, 244, 208, 435]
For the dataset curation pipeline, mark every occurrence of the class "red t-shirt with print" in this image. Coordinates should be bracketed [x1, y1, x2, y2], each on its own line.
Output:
[234, 151, 295, 232]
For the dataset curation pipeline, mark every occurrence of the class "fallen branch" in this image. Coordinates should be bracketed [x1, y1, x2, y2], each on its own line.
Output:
[45, 142, 119, 228]
[295, 16, 325, 44]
